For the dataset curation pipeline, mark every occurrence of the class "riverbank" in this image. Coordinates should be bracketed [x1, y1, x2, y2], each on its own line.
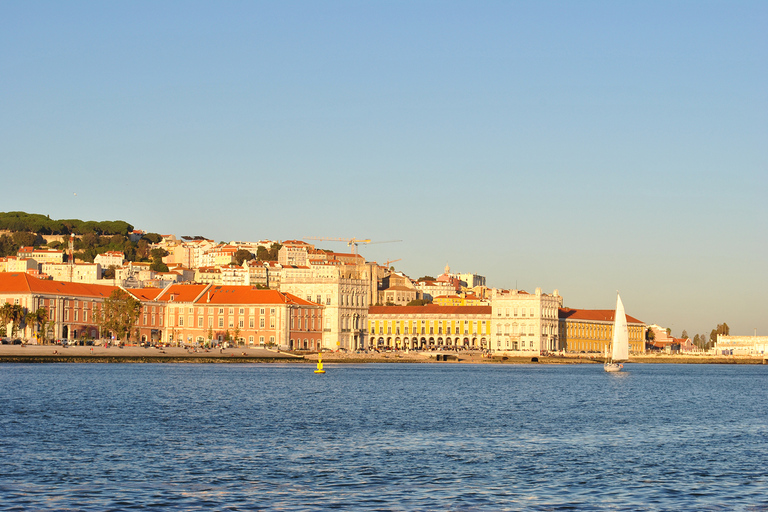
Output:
[0, 344, 303, 363]
[0, 345, 765, 364]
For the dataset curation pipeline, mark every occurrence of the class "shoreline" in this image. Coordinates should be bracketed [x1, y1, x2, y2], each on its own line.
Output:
[1, 345, 765, 364]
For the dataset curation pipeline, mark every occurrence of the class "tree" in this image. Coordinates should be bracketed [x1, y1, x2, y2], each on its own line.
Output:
[0, 302, 13, 336]
[234, 249, 255, 266]
[681, 329, 689, 339]
[149, 247, 169, 272]
[417, 276, 436, 282]
[94, 289, 143, 342]
[256, 243, 282, 261]
[25, 308, 49, 343]
[8, 304, 25, 338]
[406, 299, 431, 306]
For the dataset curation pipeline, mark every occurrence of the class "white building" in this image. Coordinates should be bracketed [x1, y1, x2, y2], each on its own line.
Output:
[489, 288, 563, 354]
[715, 335, 768, 356]
[94, 251, 125, 269]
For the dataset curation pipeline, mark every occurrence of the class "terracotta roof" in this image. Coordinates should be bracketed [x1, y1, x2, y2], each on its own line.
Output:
[559, 308, 644, 325]
[158, 284, 320, 306]
[369, 305, 492, 315]
[0, 272, 118, 298]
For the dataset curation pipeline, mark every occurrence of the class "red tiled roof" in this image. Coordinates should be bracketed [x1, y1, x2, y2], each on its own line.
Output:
[158, 284, 320, 306]
[559, 308, 643, 325]
[0, 272, 118, 298]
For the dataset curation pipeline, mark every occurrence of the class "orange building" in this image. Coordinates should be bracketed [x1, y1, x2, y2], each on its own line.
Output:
[558, 308, 646, 354]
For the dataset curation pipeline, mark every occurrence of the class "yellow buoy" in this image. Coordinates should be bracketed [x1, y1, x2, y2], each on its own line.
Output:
[314, 354, 325, 374]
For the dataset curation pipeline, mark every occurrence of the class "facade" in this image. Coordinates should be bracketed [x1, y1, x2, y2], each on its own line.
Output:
[489, 288, 563, 354]
[0, 272, 159, 343]
[367, 305, 491, 350]
[415, 280, 457, 301]
[17, 247, 65, 264]
[558, 308, 646, 354]
[0, 257, 38, 273]
[715, 335, 768, 356]
[381, 285, 417, 306]
[433, 295, 488, 306]
[158, 283, 322, 349]
[42, 262, 102, 284]
[280, 261, 374, 350]
[94, 251, 125, 269]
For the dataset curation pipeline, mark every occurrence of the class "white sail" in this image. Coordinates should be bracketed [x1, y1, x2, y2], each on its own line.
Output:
[611, 293, 629, 361]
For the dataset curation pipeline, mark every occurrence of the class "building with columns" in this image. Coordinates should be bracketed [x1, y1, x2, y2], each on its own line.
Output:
[367, 305, 491, 350]
[489, 288, 563, 354]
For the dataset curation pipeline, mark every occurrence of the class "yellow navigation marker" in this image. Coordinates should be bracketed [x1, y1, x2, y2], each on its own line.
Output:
[314, 353, 325, 374]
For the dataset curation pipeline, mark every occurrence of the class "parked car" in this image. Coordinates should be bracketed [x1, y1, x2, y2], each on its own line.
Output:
[11, 339, 22, 345]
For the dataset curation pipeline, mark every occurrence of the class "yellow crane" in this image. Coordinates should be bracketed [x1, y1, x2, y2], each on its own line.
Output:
[383, 258, 402, 268]
[304, 237, 401, 255]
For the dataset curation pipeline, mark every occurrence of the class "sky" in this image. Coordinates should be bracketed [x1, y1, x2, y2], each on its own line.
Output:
[1, 1, 766, 338]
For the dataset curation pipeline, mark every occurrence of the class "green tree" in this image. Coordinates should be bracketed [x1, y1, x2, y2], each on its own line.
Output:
[149, 247, 169, 272]
[406, 299, 431, 306]
[25, 308, 49, 343]
[234, 249, 255, 265]
[681, 329, 689, 339]
[94, 289, 143, 342]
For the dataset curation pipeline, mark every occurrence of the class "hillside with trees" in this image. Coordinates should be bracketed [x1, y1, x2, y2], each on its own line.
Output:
[0, 211, 162, 265]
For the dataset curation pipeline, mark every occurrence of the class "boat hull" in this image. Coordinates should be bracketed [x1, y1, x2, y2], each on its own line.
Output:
[604, 362, 624, 372]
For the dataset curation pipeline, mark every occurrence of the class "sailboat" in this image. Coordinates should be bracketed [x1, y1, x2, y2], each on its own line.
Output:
[605, 292, 629, 372]
[314, 353, 326, 374]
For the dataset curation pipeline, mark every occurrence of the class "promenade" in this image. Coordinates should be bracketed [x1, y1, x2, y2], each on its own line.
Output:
[2, 344, 763, 364]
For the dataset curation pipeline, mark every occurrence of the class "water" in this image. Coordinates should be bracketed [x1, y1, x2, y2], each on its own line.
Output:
[1, 363, 767, 511]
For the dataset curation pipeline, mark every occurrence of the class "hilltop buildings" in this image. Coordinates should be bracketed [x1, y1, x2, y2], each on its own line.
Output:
[2, 233, 652, 354]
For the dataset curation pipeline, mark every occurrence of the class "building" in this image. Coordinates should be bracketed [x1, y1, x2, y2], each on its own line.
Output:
[0, 272, 158, 342]
[41, 262, 102, 284]
[367, 304, 492, 350]
[490, 288, 563, 354]
[158, 283, 323, 349]
[94, 251, 125, 269]
[558, 308, 646, 354]
[17, 246, 65, 265]
[279, 257, 376, 351]
[381, 286, 418, 306]
[0, 256, 38, 273]
[414, 279, 457, 301]
[715, 335, 768, 356]
[433, 295, 488, 306]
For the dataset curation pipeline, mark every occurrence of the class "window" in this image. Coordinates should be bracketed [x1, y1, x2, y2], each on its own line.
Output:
[239, 308, 244, 315]
[249, 318, 254, 328]
[218, 318, 224, 328]
[178, 317, 183, 326]
[316, 295, 321, 304]
[326, 296, 331, 305]
[239, 319, 244, 328]
[229, 308, 234, 315]
[270, 308, 275, 315]
[198, 317, 203, 327]
[219, 308, 224, 315]
[260, 308, 265, 315]
[270, 319, 275, 328]
[260, 318, 265, 328]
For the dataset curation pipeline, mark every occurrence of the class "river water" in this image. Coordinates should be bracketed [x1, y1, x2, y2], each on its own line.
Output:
[1, 363, 766, 511]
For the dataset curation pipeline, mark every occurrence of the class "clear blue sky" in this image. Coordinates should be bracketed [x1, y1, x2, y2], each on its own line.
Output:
[2, 1, 766, 338]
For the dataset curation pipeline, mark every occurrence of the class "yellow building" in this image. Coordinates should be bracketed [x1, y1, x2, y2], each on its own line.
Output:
[558, 308, 646, 354]
[433, 295, 488, 306]
[367, 305, 491, 350]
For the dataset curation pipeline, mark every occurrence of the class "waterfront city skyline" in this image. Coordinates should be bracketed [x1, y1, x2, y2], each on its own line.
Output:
[1, 2, 766, 337]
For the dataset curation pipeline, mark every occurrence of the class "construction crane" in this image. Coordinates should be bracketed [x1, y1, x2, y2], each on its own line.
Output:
[383, 258, 402, 269]
[304, 237, 401, 255]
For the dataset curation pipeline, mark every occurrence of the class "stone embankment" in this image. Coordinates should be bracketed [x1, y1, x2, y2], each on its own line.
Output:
[1, 345, 765, 364]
